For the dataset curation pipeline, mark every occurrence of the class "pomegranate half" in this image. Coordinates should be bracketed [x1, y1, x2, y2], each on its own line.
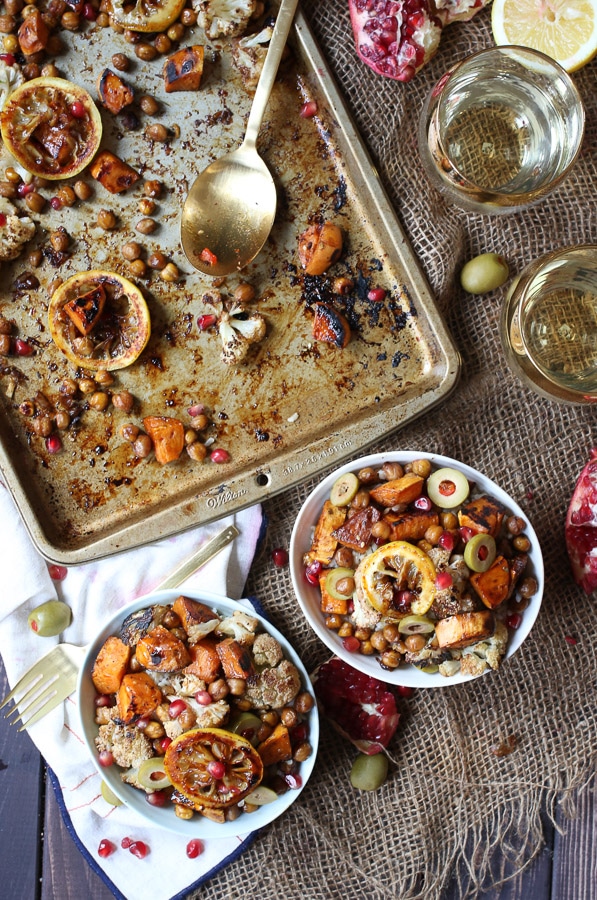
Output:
[565, 448, 597, 595]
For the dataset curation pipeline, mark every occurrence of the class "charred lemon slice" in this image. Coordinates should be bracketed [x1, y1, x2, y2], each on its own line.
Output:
[355, 541, 437, 617]
[110, 0, 186, 32]
[0, 77, 101, 180]
[164, 728, 264, 810]
[48, 271, 150, 371]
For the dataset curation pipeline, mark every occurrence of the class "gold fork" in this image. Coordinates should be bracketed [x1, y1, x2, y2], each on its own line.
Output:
[0, 524, 239, 731]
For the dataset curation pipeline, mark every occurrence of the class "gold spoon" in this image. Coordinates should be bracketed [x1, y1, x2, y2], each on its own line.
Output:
[181, 0, 299, 276]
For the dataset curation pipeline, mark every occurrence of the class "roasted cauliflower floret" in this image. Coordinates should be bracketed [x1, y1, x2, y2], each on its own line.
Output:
[153, 672, 206, 697]
[460, 620, 509, 676]
[219, 301, 266, 365]
[95, 720, 153, 768]
[0, 59, 22, 110]
[352, 582, 382, 630]
[252, 632, 283, 667]
[194, 0, 256, 39]
[215, 609, 259, 645]
[188, 697, 229, 728]
[0, 199, 35, 262]
[244, 659, 301, 709]
[230, 22, 274, 91]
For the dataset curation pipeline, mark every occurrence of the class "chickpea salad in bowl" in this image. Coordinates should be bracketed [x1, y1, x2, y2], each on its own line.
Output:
[77, 590, 319, 836]
[290, 453, 543, 688]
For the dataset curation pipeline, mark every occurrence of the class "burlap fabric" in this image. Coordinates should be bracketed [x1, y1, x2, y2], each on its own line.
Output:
[195, 4, 597, 898]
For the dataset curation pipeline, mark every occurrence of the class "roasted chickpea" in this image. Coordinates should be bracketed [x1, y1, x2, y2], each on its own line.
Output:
[357, 466, 378, 484]
[424, 524, 444, 545]
[187, 441, 207, 461]
[153, 33, 171, 54]
[73, 180, 92, 201]
[111, 52, 130, 70]
[411, 458, 432, 478]
[405, 633, 427, 652]
[382, 623, 400, 643]
[160, 262, 179, 283]
[280, 707, 298, 728]
[370, 630, 388, 652]
[334, 575, 355, 596]
[293, 741, 313, 762]
[88, 391, 110, 411]
[227, 678, 246, 696]
[77, 377, 96, 394]
[294, 691, 314, 714]
[139, 94, 159, 115]
[25, 191, 45, 213]
[121, 423, 139, 442]
[136, 217, 157, 234]
[260, 710, 279, 727]
[506, 515, 525, 535]
[513, 535, 531, 552]
[334, 546, 354, 568]
[0, 334, 11, 355]
[333, 276, 354, 295]
[519, 577, 538, 599]
[61, 10, 80, 29]
[128, 258, 147, 278]
[381, 461, 403, 480]
[234, 282, 255, 303]
[208, 678, 229, 701]
[380, 649, 401, 669]
[167, 21, 185, 40]
[49, 227, 70, 252]
[145, 123, 169, 142]
[148, 250, 167, 270]
[180, 8, 197, 25]
[112, 390, 135, 413]
[97, 209, 117, 230]
[337, 622, 353, 638]
[56, 185, 76, 207]
[133, 433, 152, 458]
[371, 520, 392, 542]
[440, 512, 458, 530]
[324, 613, 343, 630]
[143, 721, 165, 739]
[138, 197, 156, 216]
[135, 41, 157, 61]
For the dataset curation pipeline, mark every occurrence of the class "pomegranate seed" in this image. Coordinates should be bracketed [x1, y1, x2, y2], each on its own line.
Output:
[97, 839, 115, 858]
[94, 694, 113, 708]
[435, 571, 453, 590]
[50, 197, 63, 210]
[394, 589, 414, 612]
[187, 403, 205, 416]
[186, 839, 204, 859]
[459, 526, 475, 543]
[197, 314, 217, 331]
[45, 434, 63, 454]
[168, 699, 187, 718]
[272, 547, 288, 567]
[98, 750, 114, 767]
[70, 100, 86, 118]
[342, 635, 361, 652]
[17, 183, 34, 197]
[82, 2, 97, 18]
[136, 716, 151, 730]
[121, 836, 132, 849]
[194, 689, 212, 705]
[305, 560, 322, 585]
[146, 790, 167, 807]
[564, 634, 577, 645]
[207, 760, 226, 779]
[48, 564, 67, 581]
[438, 531, 455, 552]
[505, 613, 522, 630]
[414, 495, 432, 511]
[157, 736, 172, 752]
[284, 772, 303, 789]
[0, 212, 6, 227]
[396, 685, 414, 698]
[210, 448, 230, 463]
[129, 841, 149, 859]
[367, 287, 386, 302]
[0, 53, 15, 66]
[14, 338, 33, 356]
[199, 247, 218, 266]
[300, 100, 317, 118]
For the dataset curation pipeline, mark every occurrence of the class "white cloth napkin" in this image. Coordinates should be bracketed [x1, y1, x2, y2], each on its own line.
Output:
[0, 479, 264, 900]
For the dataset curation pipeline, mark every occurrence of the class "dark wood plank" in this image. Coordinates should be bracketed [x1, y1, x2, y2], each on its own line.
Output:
[553, 783, 597, 900]
[41, 773, 116, 900]
[0, 656, 44, 900]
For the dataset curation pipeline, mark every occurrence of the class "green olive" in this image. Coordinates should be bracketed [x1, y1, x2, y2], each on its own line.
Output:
[137, 757, 172, 791]
[464, 533, 497, 573]
[324, 567, 355, 600]
[100, 780, 123, 806]
[227, 711, 263, 745]
[398, 615, 435, 635]
[330, 472, 359, 507]
[350, 752, 389, 791]
[246, 785, 278, 806]
[27, 600, 72, 637]
[427, 467, 470, 508]
[460, 252, 509, 294]
[421, 664, 439, 674]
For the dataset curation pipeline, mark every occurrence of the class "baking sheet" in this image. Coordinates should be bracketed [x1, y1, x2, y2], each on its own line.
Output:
[0, 8, 460, 564]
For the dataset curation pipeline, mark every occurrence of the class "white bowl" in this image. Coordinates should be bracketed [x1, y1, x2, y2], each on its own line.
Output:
[289, 452, 544, 688]
[77, 589, 319, 836]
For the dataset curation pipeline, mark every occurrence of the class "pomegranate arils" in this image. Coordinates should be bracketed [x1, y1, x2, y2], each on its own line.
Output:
[45, 434, 63, 454]
[14, 338, 33, 356]
[284, 772, 303, 790]
[565, 449, 597, 594]
[121, 836, 132, 849]
[210, 447, 230, 463]
[195, 689, 212, 705]
[50, 197, 63, 210]
[197, 314, 217, 331]
[396, 685, 414, 698]
[300, 100, 317, 118]
[0, 212, 6, 227]
[271, 547, 288, 567]
[48, 564, 67, 581]
[98, 750, 114, 767]
[438, 531, 455, 552]
[129, 840, 150, 859]
[305, 560, 323, 585]
[186, 839, 204, 859]
[146, 790, 167, 807]
[70, 100, 86, 118]
[367, 287, 386, 302]
[98, 839, 115, 858]
[342, 635, 361, 652]
[505, 613, 522, 630]
[94, 693, 113, 708]
[414, 495, 432, 511]
[207, 760, 226, 779]
[435, 571, 453, 590]
[168, 699, 187, 718]
[314, 657, 400, 754]
[17, 183, 34, 197]
[0, 53, 16, 66]
[564, 634, 578, 646]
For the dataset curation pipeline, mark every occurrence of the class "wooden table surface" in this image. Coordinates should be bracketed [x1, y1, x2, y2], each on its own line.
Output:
[2, 651, 595, 900]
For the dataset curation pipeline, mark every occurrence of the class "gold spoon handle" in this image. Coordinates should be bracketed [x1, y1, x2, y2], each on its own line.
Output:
[155, 524, 240, 590]
[244, 0, 300, 150]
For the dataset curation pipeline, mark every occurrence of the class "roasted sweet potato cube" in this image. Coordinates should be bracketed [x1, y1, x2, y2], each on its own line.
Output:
[164, 45, 205, 92]
[92, 635, 131, 694]
[435, 611, 495, 649]
[312, 303, 351, 348]
[386, 509, 440, 542]
[184, 635, 222, 682]
[116, 671, 162, 724]
[90, 150, 141, 193]
[135, 625, 191, 671]
[319, 572, 349, 615]
[143, 416, 185, 465]
[257, 723, 292, 767]
[172, 595, 219, 643]
[199, 807, 226, 823]
[306, 500, 346, 565]
[97, 68, 135, 114]
[332, 505, 381, 552]
[470, 555, 511, 609]
[216, 637, 254, 680]
[18, 10, 49, 55]
[63, 284, 106, 336]
[508, 554, 528, 599]
[369, 473, 424, 508]
[458, 496, 506, 538]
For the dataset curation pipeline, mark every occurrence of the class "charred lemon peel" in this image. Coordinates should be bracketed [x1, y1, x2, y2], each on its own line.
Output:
[48, 271, 151, 371]
[163, 727, 264, 809]
[0, 77, 102, 180]
[110, 0, 187, 33]
[355, 541, 437, 617]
